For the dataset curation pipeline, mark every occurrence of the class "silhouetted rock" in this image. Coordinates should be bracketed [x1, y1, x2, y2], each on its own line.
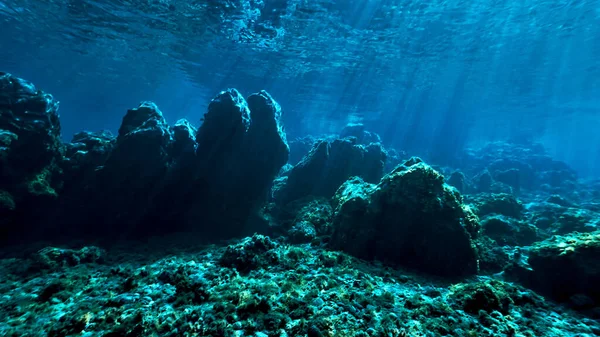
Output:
[56, 102, 174, 236]
[65, 130, 115, 172]
[144, 89, 289, 240]
[275, 138, 386, 205]
[0, 75, 290, 242]
[329, 159, 480, 278]
[0, 72, 64, 240]
[170, 118, 196, 158]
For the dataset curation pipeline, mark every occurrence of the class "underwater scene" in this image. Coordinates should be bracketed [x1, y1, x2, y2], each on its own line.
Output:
[1, 0, 600, 336]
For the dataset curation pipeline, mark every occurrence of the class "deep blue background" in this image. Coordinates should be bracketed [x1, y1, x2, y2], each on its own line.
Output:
[1, 0, 600, 177]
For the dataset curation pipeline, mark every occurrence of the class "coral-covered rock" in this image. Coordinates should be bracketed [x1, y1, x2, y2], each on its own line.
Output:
[330, 160, 479, 277]
[275, 138, 386, 205]
[506, 231, 600, 308]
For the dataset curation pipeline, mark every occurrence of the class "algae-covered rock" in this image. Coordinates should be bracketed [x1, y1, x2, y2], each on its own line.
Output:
[506, 231, 600, 308]
[330, 159, 479, 277]
[219, 234, 280, 273]
[0, 72, 64, 239]
[449, 279, 541, 315]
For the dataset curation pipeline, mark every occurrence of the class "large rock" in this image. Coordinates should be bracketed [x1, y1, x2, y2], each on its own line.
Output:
[0, 78, 290, 242]
[50, 102, 173, 236]
[329, 159, 480, 278]
[142, 89, 289, 240]
[275, 137, 386, 205]
[0, 72, 64, 240]
[506, 231, 600, 309]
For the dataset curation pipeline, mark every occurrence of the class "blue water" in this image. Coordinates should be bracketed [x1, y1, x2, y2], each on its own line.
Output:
[1, 0, 599, 176]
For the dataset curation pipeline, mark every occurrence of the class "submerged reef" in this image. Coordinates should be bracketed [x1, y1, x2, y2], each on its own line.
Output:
[1, 73, 600, 335]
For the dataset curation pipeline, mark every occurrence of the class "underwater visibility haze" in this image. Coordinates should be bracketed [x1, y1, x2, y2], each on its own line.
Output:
[1, 0, 600, 336]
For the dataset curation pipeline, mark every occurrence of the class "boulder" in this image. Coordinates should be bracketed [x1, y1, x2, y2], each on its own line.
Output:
[506, 231, 600, 309]
[329, 159, 479, 278]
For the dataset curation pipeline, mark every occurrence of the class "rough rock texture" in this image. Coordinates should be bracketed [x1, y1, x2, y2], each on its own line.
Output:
[274, 137, 386, 205]
[329, 159, 480, 277]
[0, 73, 64, 240]
[50, 101, 173, 237]
[506, 231, 600, 309]
[2, 240, 598, 337]
[264, 197, 334, 244]
[158, 89, 290, 239]
[1, 75, 290, 242]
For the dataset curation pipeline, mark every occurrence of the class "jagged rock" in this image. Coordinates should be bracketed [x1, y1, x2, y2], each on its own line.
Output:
[330, 159, 480, 278]
[275, 138, 386, 205]
[170, 118, 196, 158]
[64, 130, 115, 175]
[0, 73, 64, 240]
[144, 89, 289, 240]
[65, 102, 173, 233]
[244, 91, 290, 202]
[506, 231, 600, 309]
